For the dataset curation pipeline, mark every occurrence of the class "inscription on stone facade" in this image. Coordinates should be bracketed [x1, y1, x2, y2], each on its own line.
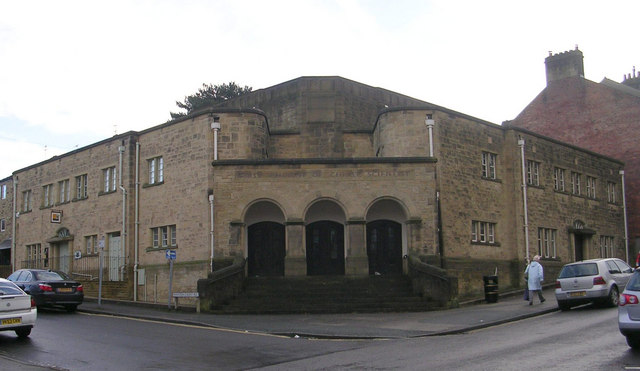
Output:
[235, 169, 412, 179]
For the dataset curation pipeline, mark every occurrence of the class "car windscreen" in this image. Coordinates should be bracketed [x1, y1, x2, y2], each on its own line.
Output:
[626, 272, 640, 291]
[558, 263, 599, 278]
[0, 282, 24, 296]
[33, 271, 66, 281]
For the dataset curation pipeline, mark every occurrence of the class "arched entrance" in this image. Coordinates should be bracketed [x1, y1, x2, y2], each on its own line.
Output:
[248, 222, 285, 276]
[306, 221, 345, 275]
[367, 220, 402, 275]
[366, 198, 407, 275]
[245, 200, 286, 277]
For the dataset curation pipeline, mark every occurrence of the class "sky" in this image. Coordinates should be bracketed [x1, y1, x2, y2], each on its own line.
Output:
[1, 0, 638, 178]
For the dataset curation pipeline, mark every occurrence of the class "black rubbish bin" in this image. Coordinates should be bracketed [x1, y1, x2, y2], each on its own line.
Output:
[483, 275, 498, 303]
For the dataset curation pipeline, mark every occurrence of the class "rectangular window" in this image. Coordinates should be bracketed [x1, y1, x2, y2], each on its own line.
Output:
[22, 190, 32, 212]
[103, 167, 117, 193]
[471, 221, 496, 244]
[607, 182, 617, 203]
[571, 171, 581, 195]
[586, 176, 596, 199]
[42, 184, 54, 208]
[1, 184, 6, 199]
[554, 167, 565, 191]
[600, 236, 614, 258]
[151, 225, 177, 248]
[26, 243, 42, 268]
[148, 157, 164, 185]
[481, 152, 497, 179]
[526, 160, 540, 186]
[58, 179, 70, 203]
[537, 228, 557, 258]
[75, 174, 88, 200]
[0, 219, 5, 232]
[85, 235, 98, 255]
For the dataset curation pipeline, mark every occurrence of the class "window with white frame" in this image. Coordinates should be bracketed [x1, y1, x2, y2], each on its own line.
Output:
[42, 184, 54, 208]
[537, 228, 557, 258]
[600, 235, 614, 258]
[26, 243, 42, 268]
[481, 152, 497, 179]
[554, 167, 565, 191]
[607, 182, 617, 203]
[75, 174, 88, 200]
[148, 157, 164, 185]
[103, 167, 117, 193]
[571, 171, 581, 195]
[527, 160, 540, 186]
[58, 179, 70, 203]
[1, 184, 6, 199]
[471, 220, 496, 244]
[85, 235, 98, 255]
[22, 190, 32, 212]
[586, 176, 596, 199]
[151, 225, 176, 248]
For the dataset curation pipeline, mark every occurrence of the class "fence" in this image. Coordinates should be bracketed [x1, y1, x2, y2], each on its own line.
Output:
[20, 254, 128, 282]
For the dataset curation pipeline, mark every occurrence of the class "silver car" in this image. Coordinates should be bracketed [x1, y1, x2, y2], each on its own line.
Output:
[555, 258, 633, 311]
[619, 270, 640, 348]
[0, 278, 37, 338]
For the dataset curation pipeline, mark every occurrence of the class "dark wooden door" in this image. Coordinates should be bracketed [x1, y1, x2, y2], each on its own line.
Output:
[248, 222, 285, 276]
[367, 220, 403, 275]
[306, 221, 345, 275]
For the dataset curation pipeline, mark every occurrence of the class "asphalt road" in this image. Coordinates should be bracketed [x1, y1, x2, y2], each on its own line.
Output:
[1, 304, 639, 370]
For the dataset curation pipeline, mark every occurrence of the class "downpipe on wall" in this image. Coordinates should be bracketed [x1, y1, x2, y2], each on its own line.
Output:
[518, 138, 530, 263]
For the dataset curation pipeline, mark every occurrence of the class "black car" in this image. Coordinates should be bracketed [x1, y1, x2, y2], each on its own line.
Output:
[7, 269, 84, 311]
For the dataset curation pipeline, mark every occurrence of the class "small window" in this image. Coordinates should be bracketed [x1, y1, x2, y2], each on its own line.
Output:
[85, 235, 98, 255]
[586, 176, 597, 199]
[607, 182, 617, 203]
[471, 221, 496, 244]
[151, 225, 176, 248]
[553, 168, 565, 191]
[42, 184, 54, 208]
[0, 219, 5, 232]
[600, 235, 614, 258]
[22, 190, 32, 212]
[481, 152, 497, 179]
[526, 160, 540, 186]
[58, 179, 70, 203]
[537, 228, 557, 258]
[1, 184, 6, 199]
[103, 167, 117, 193]
[148, 157, 164, 185]
[75, 174, 88, 200]
[571, 172, 581, 195]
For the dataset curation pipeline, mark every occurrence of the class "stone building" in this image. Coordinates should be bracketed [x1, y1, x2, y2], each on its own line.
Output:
[2, 76, 627, 305]
[511, 48, 640, 261]
[0, 176, 12, 275]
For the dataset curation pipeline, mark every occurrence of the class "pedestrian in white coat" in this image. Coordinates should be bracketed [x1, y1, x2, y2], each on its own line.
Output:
[525, 255, 546, 305]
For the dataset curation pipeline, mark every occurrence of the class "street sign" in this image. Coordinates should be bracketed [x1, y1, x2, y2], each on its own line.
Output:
[166, 249, 176, 260]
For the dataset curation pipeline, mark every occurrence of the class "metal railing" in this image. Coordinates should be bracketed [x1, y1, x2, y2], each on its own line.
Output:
[20, 255, 127, 282]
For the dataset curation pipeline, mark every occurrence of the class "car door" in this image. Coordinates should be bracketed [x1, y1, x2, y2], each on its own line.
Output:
[613, 259, 634, 288]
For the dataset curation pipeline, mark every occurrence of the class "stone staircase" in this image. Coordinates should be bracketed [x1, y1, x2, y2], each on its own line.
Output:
[213, 275, 440, 314]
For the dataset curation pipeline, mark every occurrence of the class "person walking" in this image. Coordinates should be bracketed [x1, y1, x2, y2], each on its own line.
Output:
[525, 255, 545, 305]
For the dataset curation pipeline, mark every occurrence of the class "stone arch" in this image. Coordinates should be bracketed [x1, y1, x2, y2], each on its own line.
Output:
[304, 199, 347, 275]
[244, 200, 286, 277]
[365, 198, 408, 275]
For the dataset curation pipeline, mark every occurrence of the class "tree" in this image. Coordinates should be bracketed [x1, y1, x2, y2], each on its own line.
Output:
[170, 81, 252, 119]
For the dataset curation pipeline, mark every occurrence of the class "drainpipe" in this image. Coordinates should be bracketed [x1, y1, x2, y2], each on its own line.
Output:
[620, 170, 629, 263]
[209, 194, 215, 272]
[518, 139, 530, 263]
[133, 142, 140, 301]
[425, 114, 435, 157]
[211, 115, 221, 161]
[12, 176, 17, 270]
[118, 144, 127, 281]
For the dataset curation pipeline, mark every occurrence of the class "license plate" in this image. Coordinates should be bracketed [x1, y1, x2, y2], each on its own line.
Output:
[57, 287, 73, 293]
[569, 291, 586, 297]
[2, 318, 21, 325]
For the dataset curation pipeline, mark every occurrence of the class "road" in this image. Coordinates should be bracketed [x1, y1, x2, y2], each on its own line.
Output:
[0, 305, 639, 370]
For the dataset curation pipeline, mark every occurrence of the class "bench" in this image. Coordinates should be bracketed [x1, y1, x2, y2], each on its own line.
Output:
[172, 292, 200, 312]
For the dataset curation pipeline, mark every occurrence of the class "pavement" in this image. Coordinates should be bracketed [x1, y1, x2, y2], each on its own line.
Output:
[76, 287, 557, 340]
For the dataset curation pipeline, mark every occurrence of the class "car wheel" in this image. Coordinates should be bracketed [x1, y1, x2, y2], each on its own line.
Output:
[15, 327, 31, 338]
[65, 304, 78, 312]
[558, 301, 571, 311]
[607, 286, 620, 307]
[627, 335, 640, 349]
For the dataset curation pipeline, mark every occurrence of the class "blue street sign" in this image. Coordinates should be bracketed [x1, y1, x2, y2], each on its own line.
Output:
[166, 249, 176, 260]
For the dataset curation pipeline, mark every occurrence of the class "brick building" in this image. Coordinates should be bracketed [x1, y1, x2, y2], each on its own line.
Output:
[1, 76, 627, 305]
[511, 48, 640, 261]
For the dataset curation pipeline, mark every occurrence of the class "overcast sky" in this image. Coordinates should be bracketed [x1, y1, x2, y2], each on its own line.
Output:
[1, 0, 638, 178]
